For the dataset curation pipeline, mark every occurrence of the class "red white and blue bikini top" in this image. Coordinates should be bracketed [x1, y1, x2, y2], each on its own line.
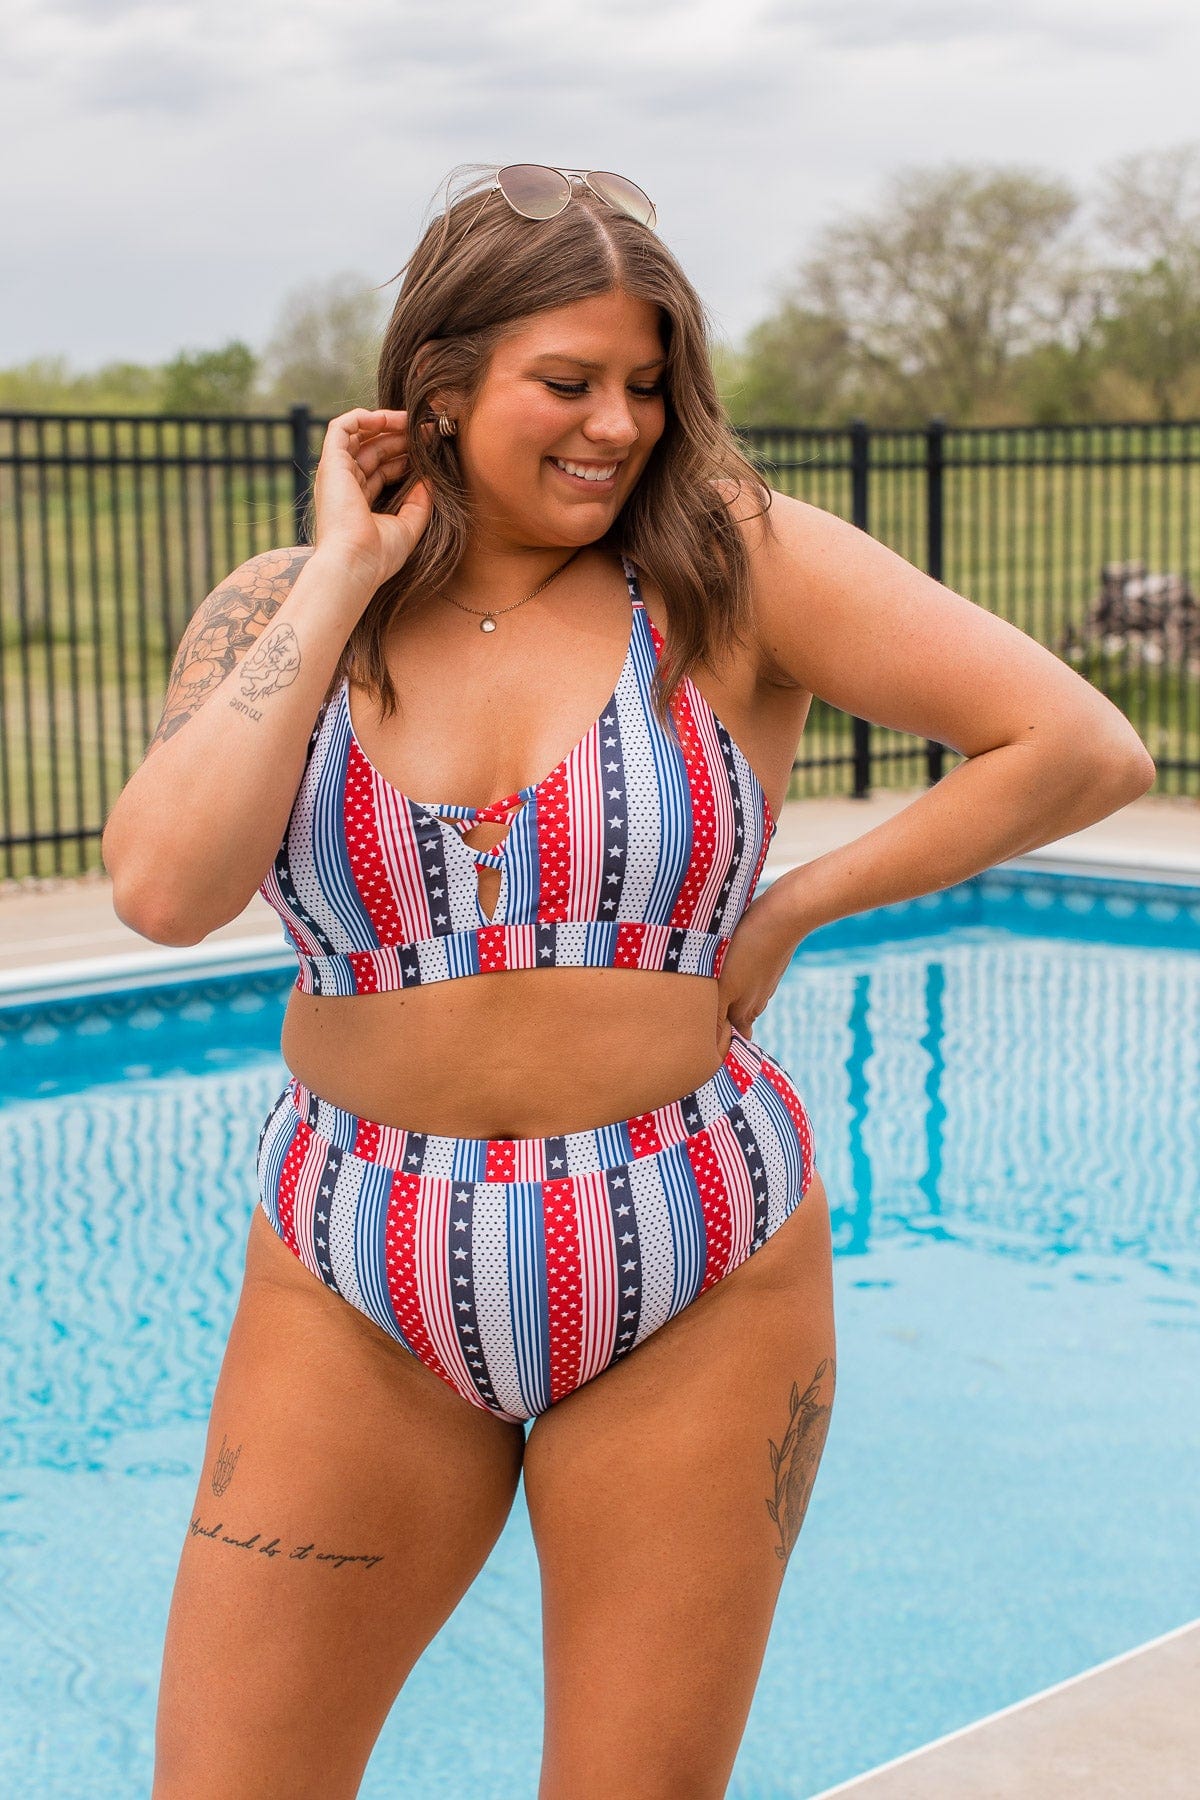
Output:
[258, 555, 777, 996]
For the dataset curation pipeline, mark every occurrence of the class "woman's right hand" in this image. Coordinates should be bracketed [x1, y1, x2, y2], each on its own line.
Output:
[311, 408, 434, 592]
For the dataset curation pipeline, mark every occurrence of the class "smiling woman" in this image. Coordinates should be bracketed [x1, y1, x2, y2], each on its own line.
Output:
[342, 169, 771, 740]
[98, 160, 1152, 1800]
[425, 288, 668, 548]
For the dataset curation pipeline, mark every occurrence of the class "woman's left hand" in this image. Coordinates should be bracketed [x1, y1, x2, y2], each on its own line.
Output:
[715, 881, 809, 1039]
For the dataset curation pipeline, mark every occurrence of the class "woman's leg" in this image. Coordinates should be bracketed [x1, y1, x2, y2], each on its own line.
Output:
[523, 1170, 836, 1800]
[153, 1207, 526, 1800]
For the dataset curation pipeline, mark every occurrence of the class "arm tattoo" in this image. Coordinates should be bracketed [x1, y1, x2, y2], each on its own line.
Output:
[238, 622, 301, 699]
[146, 544, 315, 753]
[766, 1355, 835, 1563]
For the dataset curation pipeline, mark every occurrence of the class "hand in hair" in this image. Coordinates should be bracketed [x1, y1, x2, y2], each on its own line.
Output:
[312, 407, 433, 591]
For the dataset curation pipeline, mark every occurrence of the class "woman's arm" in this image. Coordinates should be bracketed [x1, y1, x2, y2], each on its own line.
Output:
[744, 491, 1156, 937]
[101, 545, 372, 945]
[101, 407, 431, 946]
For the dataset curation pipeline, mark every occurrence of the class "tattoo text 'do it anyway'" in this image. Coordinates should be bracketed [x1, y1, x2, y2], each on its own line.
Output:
[188, 1514, 385, 1571]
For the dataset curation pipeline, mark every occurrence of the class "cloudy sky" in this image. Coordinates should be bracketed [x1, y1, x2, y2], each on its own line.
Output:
[5, 0, 1200, 371]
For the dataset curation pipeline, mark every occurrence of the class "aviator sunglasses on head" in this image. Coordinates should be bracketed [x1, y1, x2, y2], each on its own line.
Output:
[467, 165, 658, 233]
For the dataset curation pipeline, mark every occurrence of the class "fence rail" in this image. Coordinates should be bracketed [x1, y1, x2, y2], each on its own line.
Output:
[1, 407, 1197, 879]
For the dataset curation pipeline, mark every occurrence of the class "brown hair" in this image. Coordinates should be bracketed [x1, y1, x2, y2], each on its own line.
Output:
[314, 165, 772, 735]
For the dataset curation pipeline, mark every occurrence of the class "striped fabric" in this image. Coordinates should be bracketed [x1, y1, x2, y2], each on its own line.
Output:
[257, 556, 777, 996]
[256, 1027, 816, 1422]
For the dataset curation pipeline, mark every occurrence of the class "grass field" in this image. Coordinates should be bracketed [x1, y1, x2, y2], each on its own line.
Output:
[2, 417, 1197, 879]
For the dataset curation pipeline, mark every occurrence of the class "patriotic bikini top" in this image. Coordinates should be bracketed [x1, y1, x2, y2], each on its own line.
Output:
[259, 555, 777, 997]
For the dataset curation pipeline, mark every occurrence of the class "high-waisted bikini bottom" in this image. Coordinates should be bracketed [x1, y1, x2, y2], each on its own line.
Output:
[255, 1027, 816, 1424]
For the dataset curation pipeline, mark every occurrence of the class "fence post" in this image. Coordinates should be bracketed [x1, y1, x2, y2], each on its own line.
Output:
[849, 416, 872, 797]
[290, 404, 315, 544]
[925, 416, 946, 785]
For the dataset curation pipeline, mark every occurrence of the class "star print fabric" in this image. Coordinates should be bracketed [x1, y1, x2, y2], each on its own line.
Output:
[255, 1028, 816, 1422]
[256, 556, 777, 997]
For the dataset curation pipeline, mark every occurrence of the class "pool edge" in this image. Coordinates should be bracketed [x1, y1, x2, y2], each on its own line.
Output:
[0, 933, 293, 1008]
[807, 1614, 1200, 1799]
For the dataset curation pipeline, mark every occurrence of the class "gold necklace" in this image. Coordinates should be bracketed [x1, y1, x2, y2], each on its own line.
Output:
[440, 546, 584, 633]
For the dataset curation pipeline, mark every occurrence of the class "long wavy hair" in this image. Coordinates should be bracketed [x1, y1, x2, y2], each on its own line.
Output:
[313, 165, 773, 735]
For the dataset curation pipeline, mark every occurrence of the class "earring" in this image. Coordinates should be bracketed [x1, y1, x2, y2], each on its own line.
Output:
[437, 412, 458, 438]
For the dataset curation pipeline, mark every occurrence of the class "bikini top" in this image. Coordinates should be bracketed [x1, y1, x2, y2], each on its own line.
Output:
[258, 555, 777, 997]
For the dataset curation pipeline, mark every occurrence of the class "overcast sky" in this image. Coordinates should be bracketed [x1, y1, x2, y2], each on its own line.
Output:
[5, 0, 1200, 372]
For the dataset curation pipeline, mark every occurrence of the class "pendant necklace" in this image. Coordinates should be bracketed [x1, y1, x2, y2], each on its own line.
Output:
[440, 546, 584, 633]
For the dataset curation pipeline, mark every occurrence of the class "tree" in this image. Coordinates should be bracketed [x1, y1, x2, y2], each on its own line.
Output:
[1094, 141, 1200, 266]
[752, 162, 1089, 426]
[0, 355, 164, 412]
[717, 305, 859, 428]
[258, 272, 390, 418]
[1090, 142, 1200, 420]
[160, 341, 258, 415]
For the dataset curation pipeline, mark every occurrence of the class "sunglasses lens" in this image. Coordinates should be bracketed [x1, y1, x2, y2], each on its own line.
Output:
[497, 164, 572, 220]
[585, 171, 657, 227]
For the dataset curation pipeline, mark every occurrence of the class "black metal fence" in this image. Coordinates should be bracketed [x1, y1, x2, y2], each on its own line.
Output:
[1, 407, 1197, 880]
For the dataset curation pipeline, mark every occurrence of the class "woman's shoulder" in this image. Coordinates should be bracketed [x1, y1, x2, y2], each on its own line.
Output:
[711, 478, 815, 690]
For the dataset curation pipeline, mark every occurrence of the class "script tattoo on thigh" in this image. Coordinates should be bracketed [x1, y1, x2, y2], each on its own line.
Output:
[188, 1514, 385, 1571]
[211, 1433, 241, 1497]
[766, 1356, 835, 1563]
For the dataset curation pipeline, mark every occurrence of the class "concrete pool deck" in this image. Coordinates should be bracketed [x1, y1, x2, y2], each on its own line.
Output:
[2, 786, 1198, 1796]
[811, 1617, 1200, 1799]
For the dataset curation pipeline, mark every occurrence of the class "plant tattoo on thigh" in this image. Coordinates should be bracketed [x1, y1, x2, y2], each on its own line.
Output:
[766, 1357, 835, 1562]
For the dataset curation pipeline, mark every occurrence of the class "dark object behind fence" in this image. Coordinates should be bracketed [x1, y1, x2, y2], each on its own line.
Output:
[0, 408, 1196, 880]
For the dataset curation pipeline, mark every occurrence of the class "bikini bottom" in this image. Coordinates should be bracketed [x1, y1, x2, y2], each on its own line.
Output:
[254, 1026, 816, 1424]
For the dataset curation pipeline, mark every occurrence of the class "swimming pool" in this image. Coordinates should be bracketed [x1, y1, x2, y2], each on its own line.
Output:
[2, 864, 1197, 1797]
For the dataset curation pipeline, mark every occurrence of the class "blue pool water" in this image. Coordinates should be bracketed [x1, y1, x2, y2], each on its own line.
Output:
[1, 867, 1198, 1797]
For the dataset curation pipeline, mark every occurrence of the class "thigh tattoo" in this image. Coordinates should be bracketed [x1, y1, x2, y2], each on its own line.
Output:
[765, 1357, 835, 1562]
[211, 1432, 242, 1497]
[193, 1432, 386, 1571]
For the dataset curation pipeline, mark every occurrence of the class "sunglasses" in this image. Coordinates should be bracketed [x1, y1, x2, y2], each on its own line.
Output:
[481, 164, 657, 230]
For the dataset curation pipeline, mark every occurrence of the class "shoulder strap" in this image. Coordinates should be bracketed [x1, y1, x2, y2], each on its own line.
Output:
[303, 677, 341, 768]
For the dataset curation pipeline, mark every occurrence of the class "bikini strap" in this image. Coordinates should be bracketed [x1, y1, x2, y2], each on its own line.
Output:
[620, 552, 646, 609]
[298, 684, 337, 772]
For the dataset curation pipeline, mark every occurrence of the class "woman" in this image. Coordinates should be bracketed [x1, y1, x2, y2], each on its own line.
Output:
[102, 165, 1154, 1799]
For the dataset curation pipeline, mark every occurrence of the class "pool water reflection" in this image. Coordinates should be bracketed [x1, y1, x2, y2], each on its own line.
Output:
[1, 875, 1197, 1797]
